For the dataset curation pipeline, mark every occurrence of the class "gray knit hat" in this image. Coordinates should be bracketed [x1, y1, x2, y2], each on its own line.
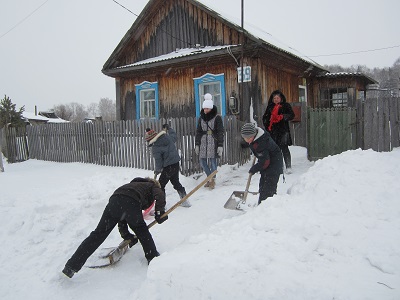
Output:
[241, 123, 257, 139]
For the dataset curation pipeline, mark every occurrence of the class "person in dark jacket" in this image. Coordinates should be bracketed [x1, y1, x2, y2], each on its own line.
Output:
[195, 93, 224, 189]
[241, 123, 283, 204]
[62, 177, 167, 278]
[145, 124, 190, 207]
[262, 90, 295, 173]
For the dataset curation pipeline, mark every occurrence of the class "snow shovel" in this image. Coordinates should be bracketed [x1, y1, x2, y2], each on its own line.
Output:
[89, 169, 218, 268]
[224, 156, 257, 211]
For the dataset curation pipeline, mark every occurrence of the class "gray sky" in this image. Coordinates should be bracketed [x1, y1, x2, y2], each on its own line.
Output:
[1, 0, 399, 112]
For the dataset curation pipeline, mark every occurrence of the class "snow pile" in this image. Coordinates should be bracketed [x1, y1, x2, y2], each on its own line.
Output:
[1, 147, 399, 300]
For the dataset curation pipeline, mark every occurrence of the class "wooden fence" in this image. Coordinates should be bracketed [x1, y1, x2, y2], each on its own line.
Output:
[0, 128, 4, 171]
[357, 97, 400, 152]
[307, 97, 400, 160]
[0, 126, 29, 163]
[2, 97, 398, 168]
[25, 116, 250, 176]
[308, 107, 357, 160]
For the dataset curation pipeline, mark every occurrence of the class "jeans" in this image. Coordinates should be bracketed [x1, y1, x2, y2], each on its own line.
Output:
[200, 158, 217, 178]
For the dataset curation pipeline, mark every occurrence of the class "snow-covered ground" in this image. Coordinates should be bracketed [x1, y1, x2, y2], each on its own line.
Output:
[1, 146, 399, 300]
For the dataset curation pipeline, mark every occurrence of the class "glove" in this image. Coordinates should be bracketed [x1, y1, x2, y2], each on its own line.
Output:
[162, 123, 169, 131]
[240, 140, 249, 148]
[217, 146, 223, 157]
[249, 165, 257, 175]
[155, 211, 168, 224]
[195, 145, 200, 155]
[154, 169, 162, 176]
[121, 233, 138, 248]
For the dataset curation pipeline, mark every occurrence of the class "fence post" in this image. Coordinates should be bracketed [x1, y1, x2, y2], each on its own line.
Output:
[0, 144, 4, 172]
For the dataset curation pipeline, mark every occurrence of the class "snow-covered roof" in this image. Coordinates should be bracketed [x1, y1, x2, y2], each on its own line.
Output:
[317, 72, 377, 84]
[22, 112, 69, 123]
[117, 45, 237, 69]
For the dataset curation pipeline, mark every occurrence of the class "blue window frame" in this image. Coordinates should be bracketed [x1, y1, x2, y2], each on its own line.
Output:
[193, 73, 226, 118]
[135, 81, 159, 119]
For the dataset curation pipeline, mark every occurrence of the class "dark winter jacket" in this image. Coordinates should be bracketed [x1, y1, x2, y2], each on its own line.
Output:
[112, 178, 166, 212]
[195, 106, 224, 158]
[248, 127, 283, 176]
[148, 128, 181, 172]
[262, 91, 295, 146]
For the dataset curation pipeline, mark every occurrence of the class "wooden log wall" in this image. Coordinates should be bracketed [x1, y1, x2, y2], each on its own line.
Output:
[121, 0, 241, 65]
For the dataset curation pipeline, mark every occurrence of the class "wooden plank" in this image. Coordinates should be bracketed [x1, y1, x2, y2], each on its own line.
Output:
[382, 98, 391, 152]
[390, 97, 400, 148]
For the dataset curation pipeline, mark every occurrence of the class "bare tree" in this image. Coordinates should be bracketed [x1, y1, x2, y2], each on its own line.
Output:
[98, 98, 116, 121]
[53, 104, 73, 121]
[86, 103, 99, 118]
[68, 102, 87, 122]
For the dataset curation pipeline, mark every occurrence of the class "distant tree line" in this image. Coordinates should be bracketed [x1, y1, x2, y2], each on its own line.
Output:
[324, 57, 400, 97]
[52, 97, 116, 122]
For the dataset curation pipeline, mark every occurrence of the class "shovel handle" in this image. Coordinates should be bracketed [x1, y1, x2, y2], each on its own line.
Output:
[242, 156, 257, 203]
[112, 170, 218, 254]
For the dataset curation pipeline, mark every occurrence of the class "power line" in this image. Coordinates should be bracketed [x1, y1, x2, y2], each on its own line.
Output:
[111, 0, 192, 47]
[111, 1, 399, 60]
[0, 0, 50, 39]
[112, 0, 139, 17]
[306, 44, 400, 58]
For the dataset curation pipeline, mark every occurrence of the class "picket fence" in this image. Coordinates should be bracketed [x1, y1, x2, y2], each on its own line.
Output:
[23, 116, 250, 176]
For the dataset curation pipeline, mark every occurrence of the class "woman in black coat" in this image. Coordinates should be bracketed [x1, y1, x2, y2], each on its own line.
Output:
[262, 90, 295, 172]
[62, 177, 167, 278]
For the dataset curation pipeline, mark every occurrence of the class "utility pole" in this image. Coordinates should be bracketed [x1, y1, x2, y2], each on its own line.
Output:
[240, 0, 245, 120]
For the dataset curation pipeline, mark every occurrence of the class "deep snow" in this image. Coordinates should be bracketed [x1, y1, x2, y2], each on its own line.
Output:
[1, 146, 399, 300]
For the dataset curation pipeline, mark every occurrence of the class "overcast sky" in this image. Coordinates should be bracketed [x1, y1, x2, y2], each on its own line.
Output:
[1, 0, 399, 112]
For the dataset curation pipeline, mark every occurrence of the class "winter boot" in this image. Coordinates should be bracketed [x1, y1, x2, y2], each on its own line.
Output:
[145, 250, 160, 265]
[178, 190, 191, 207]
[204, 181, 210, 188]
[62, 265, 76, 278]
[208, 178, 215, 189]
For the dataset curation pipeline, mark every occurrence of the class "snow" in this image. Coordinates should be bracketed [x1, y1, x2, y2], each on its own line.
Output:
[1, 146, 400, 300]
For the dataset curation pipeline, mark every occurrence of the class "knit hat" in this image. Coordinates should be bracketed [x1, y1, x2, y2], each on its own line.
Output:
[145, 128, 157, 142]
[202, 93, 213, 109]
[241, 123, 257, 139]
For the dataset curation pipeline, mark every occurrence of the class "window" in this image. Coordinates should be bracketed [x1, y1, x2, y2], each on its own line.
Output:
[320, 87, 348, 108]
[193, 73, 226, 117]
[299, 85, 307, 102]
[135, 81, 159, 119]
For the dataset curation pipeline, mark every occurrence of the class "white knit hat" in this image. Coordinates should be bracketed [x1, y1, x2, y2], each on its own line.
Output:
[202, 93, 213, 109]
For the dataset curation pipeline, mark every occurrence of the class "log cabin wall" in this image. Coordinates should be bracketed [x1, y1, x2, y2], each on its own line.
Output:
[118, 56, 305, 122]
[115, 0, 241, 67]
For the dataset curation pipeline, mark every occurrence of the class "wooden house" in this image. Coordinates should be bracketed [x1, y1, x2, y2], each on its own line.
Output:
[102, 0, 375, 123]
[312, 72, 377, 108]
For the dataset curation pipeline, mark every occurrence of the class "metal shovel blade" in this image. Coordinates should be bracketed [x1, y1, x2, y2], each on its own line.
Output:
[224, 191, 247, 210]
